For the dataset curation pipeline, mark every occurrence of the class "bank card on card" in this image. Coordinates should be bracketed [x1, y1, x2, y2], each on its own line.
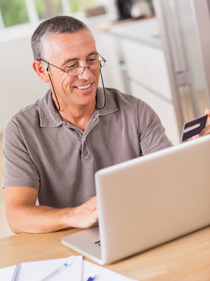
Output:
[181, 114, 208, 142]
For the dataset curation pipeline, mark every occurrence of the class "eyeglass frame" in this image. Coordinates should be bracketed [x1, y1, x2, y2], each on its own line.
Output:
[39, 53, 106, 76]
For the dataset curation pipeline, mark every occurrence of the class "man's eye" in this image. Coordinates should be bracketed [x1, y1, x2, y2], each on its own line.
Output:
[87, 58, 97, 64]
[65, 63, 77, 69]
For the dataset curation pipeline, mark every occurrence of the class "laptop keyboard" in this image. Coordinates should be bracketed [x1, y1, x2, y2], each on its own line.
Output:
[94, 240, 101, 246]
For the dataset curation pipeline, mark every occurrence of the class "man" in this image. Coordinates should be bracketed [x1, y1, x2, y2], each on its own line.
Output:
[3, 16, 210, 234]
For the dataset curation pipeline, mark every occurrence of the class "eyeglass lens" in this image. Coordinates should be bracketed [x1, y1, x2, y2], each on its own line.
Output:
[66, 60, 105, 76]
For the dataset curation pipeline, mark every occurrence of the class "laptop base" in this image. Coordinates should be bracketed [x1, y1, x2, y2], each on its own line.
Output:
[61, 227, 104, 264]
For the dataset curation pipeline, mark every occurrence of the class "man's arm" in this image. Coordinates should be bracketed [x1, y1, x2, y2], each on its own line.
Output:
[4, 186, 98, 234]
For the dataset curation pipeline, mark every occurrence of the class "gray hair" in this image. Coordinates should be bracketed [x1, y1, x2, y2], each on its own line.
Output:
[31, 16, 90, 60]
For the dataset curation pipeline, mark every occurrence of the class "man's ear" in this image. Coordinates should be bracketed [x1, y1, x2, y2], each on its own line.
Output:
[32, 60, 49, 83]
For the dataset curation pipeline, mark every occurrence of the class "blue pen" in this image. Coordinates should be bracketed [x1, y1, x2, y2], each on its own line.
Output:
[41, 263, 71, 281]
[87, 276, 96, 281]
[11, 264, 21, 281]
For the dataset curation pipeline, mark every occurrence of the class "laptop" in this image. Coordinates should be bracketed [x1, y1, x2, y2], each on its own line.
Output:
[61, 135, 210, 265]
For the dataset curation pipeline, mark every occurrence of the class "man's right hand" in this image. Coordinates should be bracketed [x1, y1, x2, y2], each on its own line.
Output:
[4, 186, 98, 234]
[68, 196, 98, 228]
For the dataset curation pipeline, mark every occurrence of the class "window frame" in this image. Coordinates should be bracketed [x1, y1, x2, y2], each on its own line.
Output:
[0, 0, 101, 30]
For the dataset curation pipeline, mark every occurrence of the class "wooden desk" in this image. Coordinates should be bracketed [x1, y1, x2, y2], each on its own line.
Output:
[1, 227, 210, 280]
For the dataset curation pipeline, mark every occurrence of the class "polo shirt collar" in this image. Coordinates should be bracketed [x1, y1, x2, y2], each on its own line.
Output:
[38, 90, 63, 128]
[38, 88, 118, 128]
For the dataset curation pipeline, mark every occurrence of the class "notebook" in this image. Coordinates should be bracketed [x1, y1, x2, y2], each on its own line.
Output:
[61, 135, 210, 265]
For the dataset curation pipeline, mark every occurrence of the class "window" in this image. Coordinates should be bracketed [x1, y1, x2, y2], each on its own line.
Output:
[69, 0, 96, 13]
[0, 0, 98, 29]
[35, 0, 62, 20]
[0, 0, 29, 27]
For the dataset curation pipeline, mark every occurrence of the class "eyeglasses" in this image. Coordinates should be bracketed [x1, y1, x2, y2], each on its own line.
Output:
[40, 53, 106, 76]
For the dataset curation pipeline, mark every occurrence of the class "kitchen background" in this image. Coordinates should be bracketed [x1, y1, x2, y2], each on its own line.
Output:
[1, 0, 210, 143]
[0, 0, 210, 237]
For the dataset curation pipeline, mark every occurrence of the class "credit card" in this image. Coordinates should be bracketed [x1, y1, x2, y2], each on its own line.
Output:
[181, 114, 208, 142]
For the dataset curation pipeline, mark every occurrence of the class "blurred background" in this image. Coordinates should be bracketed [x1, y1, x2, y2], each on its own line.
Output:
[1, 0, 210, 237]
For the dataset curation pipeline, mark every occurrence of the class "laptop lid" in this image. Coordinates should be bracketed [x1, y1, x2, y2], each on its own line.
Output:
[62, 135, 210, 265]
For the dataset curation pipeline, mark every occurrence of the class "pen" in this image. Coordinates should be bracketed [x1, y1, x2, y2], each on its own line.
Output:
[40, 263, 71, 281]
[11, 264, 21, 281]
[87, 276, 96, 281]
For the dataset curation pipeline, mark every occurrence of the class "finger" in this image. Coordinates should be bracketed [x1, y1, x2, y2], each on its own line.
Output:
[204, 108, 210, 124]
[199, 125, 210, 137]
[204, 108, 210, 116]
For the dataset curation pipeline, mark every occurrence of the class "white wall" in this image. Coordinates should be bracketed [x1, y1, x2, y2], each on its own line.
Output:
[0, 32, 49, 133]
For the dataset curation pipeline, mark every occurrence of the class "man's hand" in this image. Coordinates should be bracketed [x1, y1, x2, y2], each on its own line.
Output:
[197, 108, 210, 137]
[4, 186, 98, 234]
[68, 196, 98, 229]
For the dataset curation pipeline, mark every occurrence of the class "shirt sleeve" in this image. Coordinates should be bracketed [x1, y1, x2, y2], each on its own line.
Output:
[137, 99, 173, 155]
[3, 119, 40, 189]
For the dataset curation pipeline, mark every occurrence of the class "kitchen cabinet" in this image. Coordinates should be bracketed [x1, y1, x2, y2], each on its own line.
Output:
[104, 18, 180, 144]
[122, 38, 180, 143]
[94, 30, 127, 93]
[122, 39, 172, 100]
[129, 81, 179, 144]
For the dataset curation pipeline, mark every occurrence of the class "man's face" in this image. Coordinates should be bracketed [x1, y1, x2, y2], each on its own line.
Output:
[44, 30, 100, 110]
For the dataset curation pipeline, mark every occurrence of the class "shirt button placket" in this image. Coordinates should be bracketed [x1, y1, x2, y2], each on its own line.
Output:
[81, 137, 92, 162]
[81, 113, 99, 162]
[82, 154, 92, 161]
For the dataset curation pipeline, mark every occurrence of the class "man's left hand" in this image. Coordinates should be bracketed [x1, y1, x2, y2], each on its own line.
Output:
[198, 108, 210, 137]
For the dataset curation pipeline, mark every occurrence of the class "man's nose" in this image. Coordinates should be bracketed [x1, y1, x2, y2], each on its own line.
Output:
[78, 66, 92, 79]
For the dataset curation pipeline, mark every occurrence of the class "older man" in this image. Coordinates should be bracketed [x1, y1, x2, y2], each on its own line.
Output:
[3, 16, 209, 234]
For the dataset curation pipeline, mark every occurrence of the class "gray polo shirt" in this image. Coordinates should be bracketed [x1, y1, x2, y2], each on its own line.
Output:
[3, 88, 172, 208]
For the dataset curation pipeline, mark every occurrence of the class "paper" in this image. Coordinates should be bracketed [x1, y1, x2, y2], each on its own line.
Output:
[83, 260, 137, 281]
[0, 256, 137, 281]
[0, 256, 82, 281]
[0, 265, 16, 280]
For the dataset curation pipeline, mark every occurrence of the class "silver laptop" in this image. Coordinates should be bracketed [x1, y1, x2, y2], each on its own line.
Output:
[61, 135, 210, 265]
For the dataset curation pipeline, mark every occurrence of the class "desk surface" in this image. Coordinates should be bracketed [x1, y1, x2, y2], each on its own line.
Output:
[1, 227, 210, 280]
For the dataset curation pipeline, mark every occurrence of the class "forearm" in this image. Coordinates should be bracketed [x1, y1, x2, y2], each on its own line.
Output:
[6, 204, 74, 234]
[6, 196, 98, 234]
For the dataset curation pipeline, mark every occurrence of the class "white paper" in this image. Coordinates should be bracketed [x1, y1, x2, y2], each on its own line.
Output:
[0, 265, 16, 280]
[0, 256, 82, 281]
[82, 260, 137, 281]
[0, 255, 137, 281]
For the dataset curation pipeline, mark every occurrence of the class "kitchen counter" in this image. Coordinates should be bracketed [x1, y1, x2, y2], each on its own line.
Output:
[94, 16, 162, 49]
[109, 18, 162, 48]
